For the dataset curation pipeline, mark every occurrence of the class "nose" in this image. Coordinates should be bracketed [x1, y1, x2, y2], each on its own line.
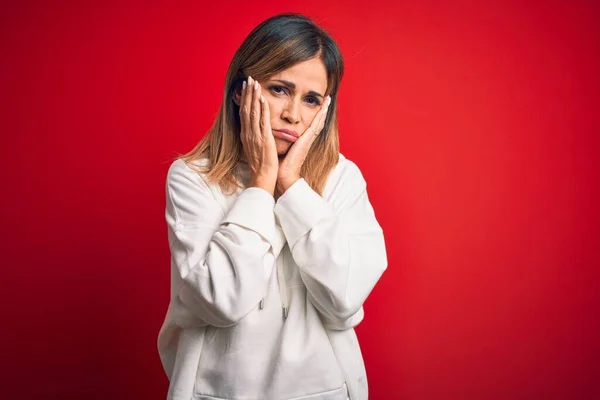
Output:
[281, 98, 301, 124]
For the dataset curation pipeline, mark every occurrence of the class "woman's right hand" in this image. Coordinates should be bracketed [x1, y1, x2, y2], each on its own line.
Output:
[239, 76, 279, 196]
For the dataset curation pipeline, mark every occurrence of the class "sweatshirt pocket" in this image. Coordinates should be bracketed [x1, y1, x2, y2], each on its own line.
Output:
[193, 395, 227, 400]
[288, 382, 349, 400]
[193, 382, 348, 400]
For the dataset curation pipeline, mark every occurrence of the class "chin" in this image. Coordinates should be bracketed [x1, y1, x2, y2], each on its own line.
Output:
[275, 138, 292, 155]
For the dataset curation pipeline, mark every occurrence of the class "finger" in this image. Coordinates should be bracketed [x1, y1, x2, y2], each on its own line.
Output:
[305, 96, 330, 139]
[260, 93, 273, 142]
[316, 96, 332, 135]
[241, 76, 254, 139]
[291, 98, 330, 154]
[251, 80, 262, 140]
[239, 78, 247, 143]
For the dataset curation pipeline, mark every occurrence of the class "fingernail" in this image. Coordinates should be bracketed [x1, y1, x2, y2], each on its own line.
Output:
[254, 80, 259, 90]
[248, 76, 253, 85]
[242, 81, 247, 90]
[260, 95, 265, 103]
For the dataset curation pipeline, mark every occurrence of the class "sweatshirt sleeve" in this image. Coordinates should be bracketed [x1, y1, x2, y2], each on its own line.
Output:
[273, 162, 388, 327]
[166, 160, 277, 327]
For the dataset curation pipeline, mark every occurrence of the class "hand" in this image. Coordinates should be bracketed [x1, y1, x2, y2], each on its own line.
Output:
[239, 76, 279, 196]
[276, 95, 332, 194]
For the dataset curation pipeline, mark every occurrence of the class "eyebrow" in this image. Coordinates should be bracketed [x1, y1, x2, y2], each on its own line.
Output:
[269, 79, 324, 99]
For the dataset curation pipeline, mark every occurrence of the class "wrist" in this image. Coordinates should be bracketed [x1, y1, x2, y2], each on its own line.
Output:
[277, 176, 300, 194]
[249, 177, 276, 196]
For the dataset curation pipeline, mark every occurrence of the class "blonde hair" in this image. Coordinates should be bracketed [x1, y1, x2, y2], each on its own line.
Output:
[175, 13, 344, 196]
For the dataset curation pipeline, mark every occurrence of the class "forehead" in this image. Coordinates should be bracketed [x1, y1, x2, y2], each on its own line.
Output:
[269, 58, 327, 93]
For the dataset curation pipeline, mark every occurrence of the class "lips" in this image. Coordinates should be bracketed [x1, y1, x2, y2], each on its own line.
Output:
[273, 129, 299, 142]
[274, 129, 299, 137]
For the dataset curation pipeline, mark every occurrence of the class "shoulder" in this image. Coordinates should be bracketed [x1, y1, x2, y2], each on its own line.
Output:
[166, 157, 212, 192]
[168, 157, 210, 177]
[330, 153, 366, 185]
[323, 153, 367, 199]
[165, 157, 226, 226]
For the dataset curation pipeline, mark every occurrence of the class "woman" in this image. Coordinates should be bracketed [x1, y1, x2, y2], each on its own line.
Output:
[157, 13, 387, 400]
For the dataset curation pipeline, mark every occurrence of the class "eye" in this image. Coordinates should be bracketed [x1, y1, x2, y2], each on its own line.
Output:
[268, 84, 322, 107]
[305, 96, 321, 106]
[269, 85, 287, 95]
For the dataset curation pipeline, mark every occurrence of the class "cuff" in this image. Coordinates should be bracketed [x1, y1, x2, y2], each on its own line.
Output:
[222, 187, 276, 246]
[274, 178, 334, 246]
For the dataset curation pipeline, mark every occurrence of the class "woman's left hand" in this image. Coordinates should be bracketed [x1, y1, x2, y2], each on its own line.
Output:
[276, 96, 331, 194]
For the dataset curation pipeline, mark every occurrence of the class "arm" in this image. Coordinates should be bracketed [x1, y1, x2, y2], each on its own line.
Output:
[274, 162, 387, 330]
[166, 160, 279, 327]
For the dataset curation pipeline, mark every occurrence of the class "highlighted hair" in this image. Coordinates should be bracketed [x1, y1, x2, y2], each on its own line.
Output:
[176, 13, 344, 196]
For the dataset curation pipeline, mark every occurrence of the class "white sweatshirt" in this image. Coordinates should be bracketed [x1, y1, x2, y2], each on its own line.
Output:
[157, 153, 387, 400]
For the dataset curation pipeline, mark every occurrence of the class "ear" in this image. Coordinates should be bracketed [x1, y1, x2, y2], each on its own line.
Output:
[232, 83, 242, 106]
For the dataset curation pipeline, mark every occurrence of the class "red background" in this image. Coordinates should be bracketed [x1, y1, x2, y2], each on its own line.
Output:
[1, 1, 599, 399]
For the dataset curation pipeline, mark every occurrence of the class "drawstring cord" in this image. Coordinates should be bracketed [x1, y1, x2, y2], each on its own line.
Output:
[258, 252, 289, 320]
[277, 254, 289, 319]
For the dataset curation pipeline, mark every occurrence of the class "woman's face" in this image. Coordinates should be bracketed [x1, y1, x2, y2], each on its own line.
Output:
[261, 58, 328, 156]
[238, 58, 328, 157]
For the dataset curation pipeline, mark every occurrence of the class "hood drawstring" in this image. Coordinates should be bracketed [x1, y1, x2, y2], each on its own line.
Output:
[258, 238, 289, 320]
[258, 253, 289, 320]
[277, 254, 289, 319]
